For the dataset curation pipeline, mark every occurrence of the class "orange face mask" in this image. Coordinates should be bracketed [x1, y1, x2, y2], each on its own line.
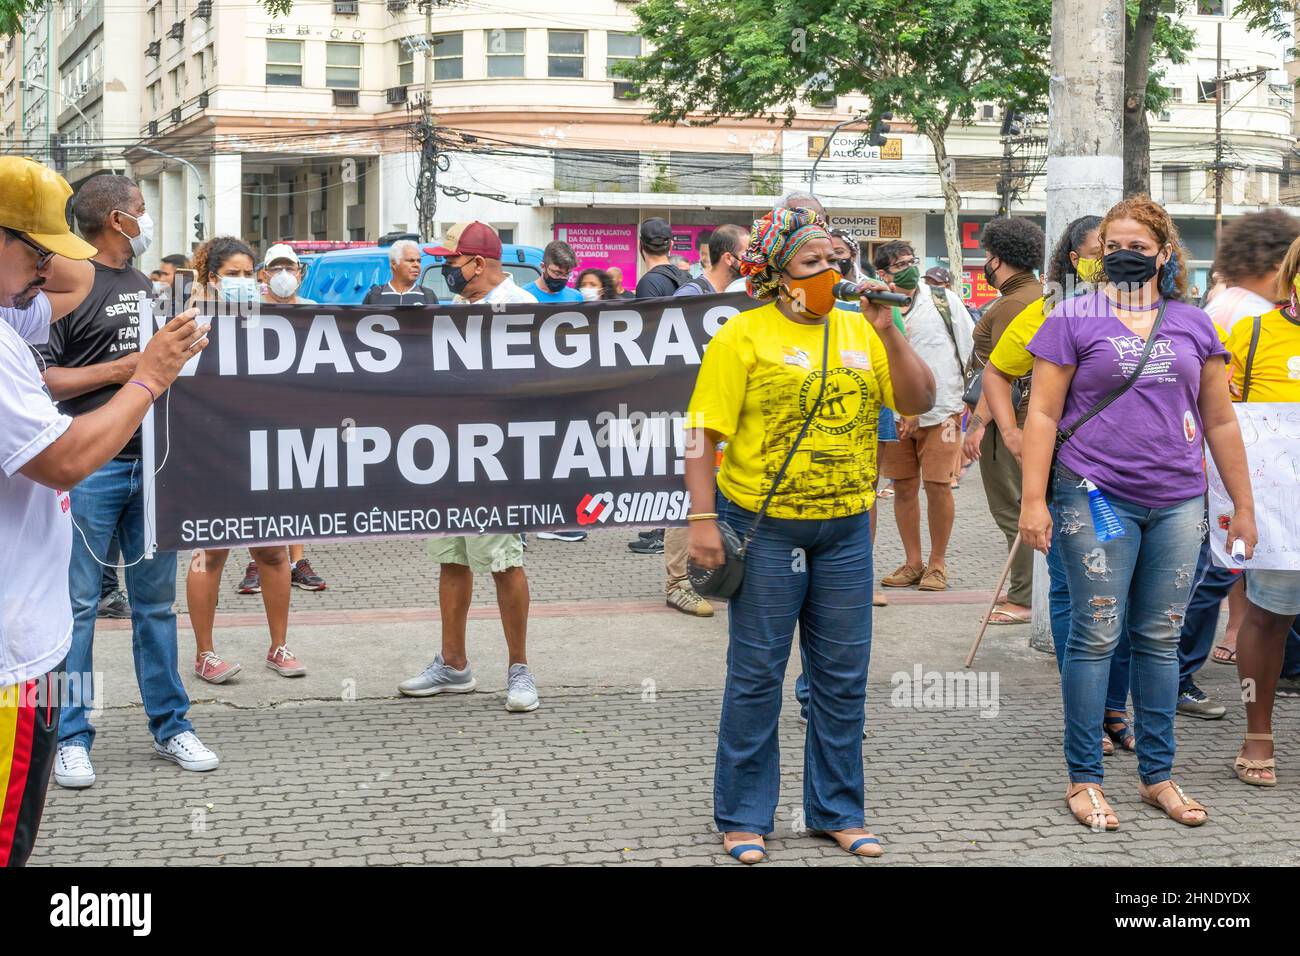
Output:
[782, 267, 839, 317]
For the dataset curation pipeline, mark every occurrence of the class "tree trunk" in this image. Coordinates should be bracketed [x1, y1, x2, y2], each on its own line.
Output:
[1123, 0, 1159, 197]
[927, 127, 965, 291]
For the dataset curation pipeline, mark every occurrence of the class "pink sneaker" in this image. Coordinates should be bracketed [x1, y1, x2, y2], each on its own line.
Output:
[195, 651, 241, 684]
[266, 645, 306, 677]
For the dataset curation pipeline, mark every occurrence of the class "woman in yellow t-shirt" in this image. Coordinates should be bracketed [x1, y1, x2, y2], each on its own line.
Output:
[685, 206, 935, 864]
[1226, 235, 1300, 788]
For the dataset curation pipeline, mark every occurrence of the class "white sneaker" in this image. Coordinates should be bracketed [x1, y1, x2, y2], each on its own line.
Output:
[53, 743, 96, 789]
[506, 663, 539, 713]
[153, 731, 220, 772]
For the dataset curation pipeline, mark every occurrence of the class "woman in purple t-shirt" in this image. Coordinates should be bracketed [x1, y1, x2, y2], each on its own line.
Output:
[1019, 197, 1257, 832]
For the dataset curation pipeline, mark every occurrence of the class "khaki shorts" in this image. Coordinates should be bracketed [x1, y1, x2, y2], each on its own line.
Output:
[428, 534, 524, 574]
[880, 414, 963, 483]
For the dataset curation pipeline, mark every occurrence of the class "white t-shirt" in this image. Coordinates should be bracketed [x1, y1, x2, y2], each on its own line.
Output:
[456, 275, 539, 306]
[903, 286, 975, 427]
[0, 319, 73, 687]
[1205, 287, 1274, 336]
[0, 291, 52, 345]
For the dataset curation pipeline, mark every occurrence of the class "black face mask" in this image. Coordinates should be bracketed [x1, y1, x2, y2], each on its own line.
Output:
[982, 258, 1000, 290]
[1103, 249, 1161, 288]
[835, 258, 854, 277]
[442, 261, 470, 295]
[543, 274, 568, 293]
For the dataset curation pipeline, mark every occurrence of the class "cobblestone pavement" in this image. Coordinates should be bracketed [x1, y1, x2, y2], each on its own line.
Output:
[33, 660, 1300, 867]
[168, 464, 1005, 612]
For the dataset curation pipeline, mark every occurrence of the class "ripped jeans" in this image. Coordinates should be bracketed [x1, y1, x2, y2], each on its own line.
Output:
[1053, 465, 1203, 786]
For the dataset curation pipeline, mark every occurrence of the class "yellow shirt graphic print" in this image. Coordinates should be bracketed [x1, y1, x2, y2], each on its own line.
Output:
[687, 302, 896, 520]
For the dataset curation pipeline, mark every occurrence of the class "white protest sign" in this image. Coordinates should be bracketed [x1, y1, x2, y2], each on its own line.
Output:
[1207, 402, 1300, 570]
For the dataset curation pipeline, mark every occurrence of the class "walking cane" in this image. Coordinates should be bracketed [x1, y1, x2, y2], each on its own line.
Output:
[964, 532, 1022, 669]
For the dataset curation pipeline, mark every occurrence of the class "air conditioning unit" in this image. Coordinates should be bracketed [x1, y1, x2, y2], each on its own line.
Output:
[147, 120, 158, 136]
[198, 91, 209, 108]
[171, 106, 182, 123]
[146, 40, 161, 58]
[194, 0, 212, 18]
[167, 21, 184, 40]
[386, 0, 410, 10]
[385, 85, 407, 105]
[334, 1, 359, 14]
[333, 89, 359, 107]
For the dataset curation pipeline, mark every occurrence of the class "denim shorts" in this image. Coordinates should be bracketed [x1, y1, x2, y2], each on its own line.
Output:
[1246, 569, 1300, 616]
[877, 406, 898, 442]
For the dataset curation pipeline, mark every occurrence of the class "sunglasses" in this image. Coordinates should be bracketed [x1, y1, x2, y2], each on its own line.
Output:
[5, 229, 55, 270]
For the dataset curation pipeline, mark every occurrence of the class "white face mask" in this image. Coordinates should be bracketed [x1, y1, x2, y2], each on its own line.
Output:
[151, 281, 166, 296]
[268, 270, 299, 299]
[578, 285, 600, 302]
[115, 210, 154, 257]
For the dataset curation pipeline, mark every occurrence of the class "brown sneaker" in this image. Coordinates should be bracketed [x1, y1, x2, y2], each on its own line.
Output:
[881, 564, 924, 588]
[918, 566, 948, 591]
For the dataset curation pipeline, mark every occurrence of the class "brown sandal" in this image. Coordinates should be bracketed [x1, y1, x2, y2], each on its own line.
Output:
[1139, 780, 1207, 826]
[1234, 733, 1277, 787]
[1065, 783, 1119, 831]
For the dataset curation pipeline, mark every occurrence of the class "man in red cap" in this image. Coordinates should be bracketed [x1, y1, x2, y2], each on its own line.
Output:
[399, 222, 539, 712]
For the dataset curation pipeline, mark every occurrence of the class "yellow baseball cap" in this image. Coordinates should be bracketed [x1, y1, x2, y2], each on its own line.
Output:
[0, 157, 95, 259]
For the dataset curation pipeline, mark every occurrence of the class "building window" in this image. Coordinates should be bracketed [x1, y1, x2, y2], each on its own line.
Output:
[607, 31, 639, 80]
[548, 30, 585, 78]
[397, 40, 413, 85]
[172, 64, 186, 99]
[266, 39, 302, 86]
[149, 81, 160, 112]
[326, 42, 362, 89]
[486, 28, 524, 78]
[1197, 0, 1224, 14]
[1161, 166, 1191, 204]
[432, 32, 462, 80]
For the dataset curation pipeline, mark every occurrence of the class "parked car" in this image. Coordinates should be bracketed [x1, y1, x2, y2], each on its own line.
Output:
[299, 236, 544, 305]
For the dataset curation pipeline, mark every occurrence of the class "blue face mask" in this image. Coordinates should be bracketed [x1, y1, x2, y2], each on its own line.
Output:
[218, 276, 258, 304]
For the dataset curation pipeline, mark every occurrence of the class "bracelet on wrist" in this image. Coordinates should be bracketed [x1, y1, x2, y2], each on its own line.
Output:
[127, 379, 157, 403]
[686, 512, 718, 522]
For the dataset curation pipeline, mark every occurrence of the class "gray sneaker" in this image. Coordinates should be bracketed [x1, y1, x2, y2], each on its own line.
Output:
[398, 654, 477, 698]
[506, 663, 539, 712]
[1276, 674, 1300, 698]
[1177, 686, 1226, 719]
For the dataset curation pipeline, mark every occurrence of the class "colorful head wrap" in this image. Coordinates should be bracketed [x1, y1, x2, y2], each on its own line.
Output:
[740, 206, 831, 299]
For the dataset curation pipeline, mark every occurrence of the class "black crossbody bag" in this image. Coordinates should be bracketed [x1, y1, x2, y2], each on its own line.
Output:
[688, 318, 832, 600]
[1047, 300, 1167, 502]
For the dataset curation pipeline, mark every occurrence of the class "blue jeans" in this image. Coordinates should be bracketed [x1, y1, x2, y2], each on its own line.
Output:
[714, 492, 873, 835]
[61, 458, 191, 751]
[1177, 532, 1300, 686]
[1047, 503, 1131, 712]
[1053, 468, 1202, 786]
[101, 534, 121, 598]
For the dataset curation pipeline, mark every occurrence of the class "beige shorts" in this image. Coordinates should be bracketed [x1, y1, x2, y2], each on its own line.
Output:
[880, 414, 963, 483]
[428, 534, 524, 574]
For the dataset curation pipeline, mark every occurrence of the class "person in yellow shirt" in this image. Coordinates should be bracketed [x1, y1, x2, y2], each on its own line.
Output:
[684, 206, 935, 864]
[1227, 233, 1300, 788]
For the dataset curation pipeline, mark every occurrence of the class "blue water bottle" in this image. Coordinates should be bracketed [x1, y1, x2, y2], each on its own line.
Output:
[1084, 479, 1125, 541]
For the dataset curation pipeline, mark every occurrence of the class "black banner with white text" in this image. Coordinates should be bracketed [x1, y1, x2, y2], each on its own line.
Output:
[144, 293, 753, 551]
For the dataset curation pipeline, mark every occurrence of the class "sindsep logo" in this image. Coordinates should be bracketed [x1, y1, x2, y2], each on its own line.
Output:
[577, 491, 690, 525]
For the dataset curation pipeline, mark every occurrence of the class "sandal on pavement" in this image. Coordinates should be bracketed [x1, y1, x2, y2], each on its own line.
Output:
[1104, 714, 1137, 753]
[1065, 783, 1119, 831]
[988, 606, 1031, 625]
[917, 566, 948, 592]
[1102, 734, 1114, 757]
[1211, 644, 1237, 665]
[1139, 780, 1207, 827]
[1234, 733, 1277, 787]
[810, 828, 884, 858]
[722, 832, 767, 864]
[872, 591, 889, 607]
[881, 563, 924, 588]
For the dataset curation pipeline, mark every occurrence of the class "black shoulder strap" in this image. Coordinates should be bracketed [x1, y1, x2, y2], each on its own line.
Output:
[740, 317, 832, 552]
[1057, 299, 1168, 450]
[1241, 313, 1262, 403]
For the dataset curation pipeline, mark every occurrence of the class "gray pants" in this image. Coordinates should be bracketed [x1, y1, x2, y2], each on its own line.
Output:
[979, 428, 1032, 607]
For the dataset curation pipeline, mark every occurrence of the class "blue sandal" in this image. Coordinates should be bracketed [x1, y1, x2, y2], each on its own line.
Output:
[811, 828, 884, 858]
[1104, 713, 1136, 753]
[722, 834, 767, 864]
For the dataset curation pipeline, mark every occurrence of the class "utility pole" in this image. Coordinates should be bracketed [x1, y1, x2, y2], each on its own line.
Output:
[1029, 0, 1126, 654]
[1209, 27, 1267, 244]
[414, 0, 439, 241]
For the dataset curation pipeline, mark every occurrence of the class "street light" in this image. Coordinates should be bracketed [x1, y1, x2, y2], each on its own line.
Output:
[809, 114, 868, 197]
[19, 78, 91, 127]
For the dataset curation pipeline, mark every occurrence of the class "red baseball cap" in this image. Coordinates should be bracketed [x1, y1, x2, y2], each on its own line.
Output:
[427, 220, 502, 260]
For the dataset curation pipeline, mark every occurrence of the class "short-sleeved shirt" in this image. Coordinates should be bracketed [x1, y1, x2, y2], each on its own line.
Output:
[0, 319, 74, 686]
[687, 301, 896, 520]
[1027, 291, 1226, 508]
[989, 296, 1049, 379]
[1206, 287, 1274, 338]
[37, 261, 150, 460]
[527, 283, 583, 303]
[0, 291, 52, 345]
[1225, 306, 1300, 402]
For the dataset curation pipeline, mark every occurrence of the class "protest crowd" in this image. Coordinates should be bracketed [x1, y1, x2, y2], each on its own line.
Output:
[1, 150, 1297, 867]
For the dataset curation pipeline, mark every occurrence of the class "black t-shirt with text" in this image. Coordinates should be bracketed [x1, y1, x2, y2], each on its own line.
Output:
[38, 261, 150, 459]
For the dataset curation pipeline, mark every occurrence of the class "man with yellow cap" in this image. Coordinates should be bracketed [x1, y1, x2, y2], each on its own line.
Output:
[0, 157, 208, 865]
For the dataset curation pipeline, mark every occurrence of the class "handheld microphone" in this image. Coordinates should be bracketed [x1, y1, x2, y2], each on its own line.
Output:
[833, 280, 912, 306]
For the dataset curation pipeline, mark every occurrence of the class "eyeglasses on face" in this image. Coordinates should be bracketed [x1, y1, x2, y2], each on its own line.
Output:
[5, 229, 55, 270]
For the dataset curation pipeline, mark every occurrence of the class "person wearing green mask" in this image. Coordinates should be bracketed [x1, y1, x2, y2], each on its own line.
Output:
[876, 240, 974, 594]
